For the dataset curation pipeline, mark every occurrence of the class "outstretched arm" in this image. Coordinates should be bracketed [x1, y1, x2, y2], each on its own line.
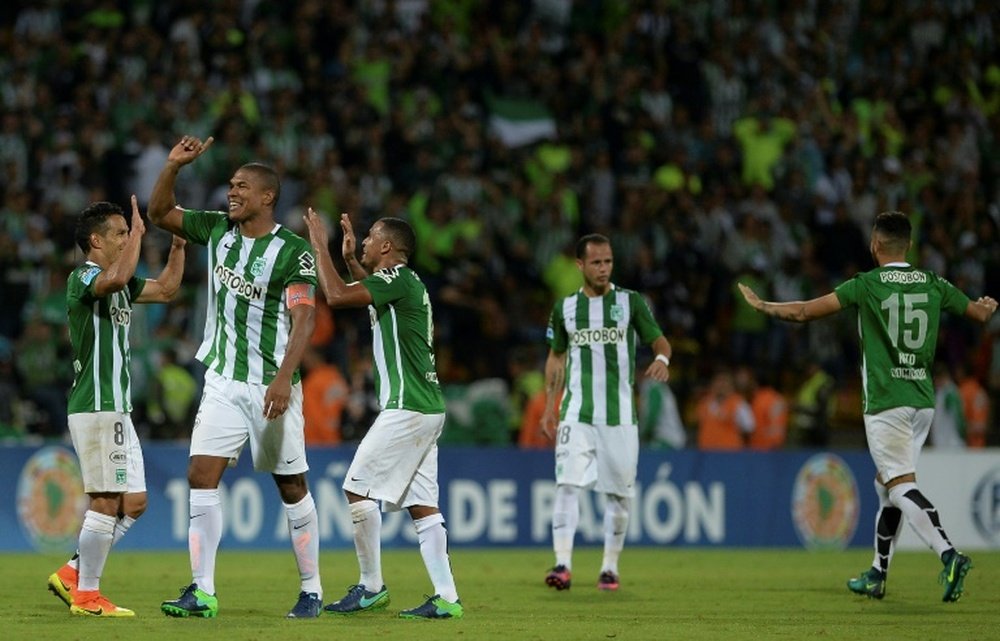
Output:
[92, 195, 145, 297]
[136, 235, 187, 303]
[965, 296, 998, 324]
[303, 208, 373, 308]
[148, 135, 214, 236]
[737, 283, 842, 322]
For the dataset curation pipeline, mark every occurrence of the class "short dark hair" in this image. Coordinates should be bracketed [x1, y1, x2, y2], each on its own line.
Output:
[873, 211, 911, 251]
[379, 217, 416, 259]
[239, 162, 281, 205]
[576, 233, 610, 259]
[76, 201, 125, 253]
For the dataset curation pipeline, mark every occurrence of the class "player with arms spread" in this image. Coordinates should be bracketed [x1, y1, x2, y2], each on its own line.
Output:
[303, 208, 463, 620]
[739, 210, 997, 602]
[541, 233, 672, 592]
[148, 135, 324, 618]
[50, 197, 185, 617]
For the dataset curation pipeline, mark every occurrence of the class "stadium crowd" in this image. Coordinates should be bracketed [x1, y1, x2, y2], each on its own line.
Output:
[1, 0, 998, 448]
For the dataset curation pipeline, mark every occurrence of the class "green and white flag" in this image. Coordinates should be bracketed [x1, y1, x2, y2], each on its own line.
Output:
[487, 94, 557, 148]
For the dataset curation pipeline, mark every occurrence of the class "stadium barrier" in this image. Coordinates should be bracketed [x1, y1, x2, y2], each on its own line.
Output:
[4, 444, 998, 552]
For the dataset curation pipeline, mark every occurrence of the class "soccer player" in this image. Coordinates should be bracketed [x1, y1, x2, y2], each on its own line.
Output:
[302, 208, 463, 619]
[148, 135, 324, 618]
[738, 210, 997, 602]
[50, 197, 186, 616]
[540, 233, 672, 591]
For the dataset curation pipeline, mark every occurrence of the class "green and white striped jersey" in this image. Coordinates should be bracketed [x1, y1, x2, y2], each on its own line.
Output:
[183, 210, 317, 385]
[66, 262, 146, 413]
[834, 264, 969, 414]
[361, 265, 445, 414]
[547, 285, 663, 426]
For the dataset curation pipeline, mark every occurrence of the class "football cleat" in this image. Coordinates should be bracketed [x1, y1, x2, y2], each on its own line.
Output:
[48, 565, 78, 607]
[398, 594, 463, 620]
[161, 583, 219, 618]
[70, 591, 134, 617]
[940, 551, 972, 602]
[597, 571, 620, 591]
[545, 565, 572, 590]
[847, 567, 886, 600]
[323, 584, 389, 614]
[286, 591, 323, 618]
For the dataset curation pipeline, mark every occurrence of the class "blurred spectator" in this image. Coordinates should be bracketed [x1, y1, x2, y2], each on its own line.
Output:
[147, 348, 198, 441]
[788, 362, 836, 448]
[930, 362, 966, 449]
[695, 368, 753, 450]
[957, 363, 990, 448]
[735, 366, 788, 451]
[301, 346, 348, 446]
[639, 370, 686, 450]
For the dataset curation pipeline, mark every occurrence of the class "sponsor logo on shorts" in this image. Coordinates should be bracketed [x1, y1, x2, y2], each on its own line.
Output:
[790, 453, 860, 550]
[109, 450, 127, 465]
[971, 467, 1000, 545]
[16, 446, 88, 552]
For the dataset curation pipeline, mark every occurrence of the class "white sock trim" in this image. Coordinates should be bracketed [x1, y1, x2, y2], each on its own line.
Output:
[285, 492, 316, 521]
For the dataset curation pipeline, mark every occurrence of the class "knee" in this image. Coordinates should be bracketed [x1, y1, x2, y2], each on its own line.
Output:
[122, 493, 148, 519]
[274, 473, 308, 504]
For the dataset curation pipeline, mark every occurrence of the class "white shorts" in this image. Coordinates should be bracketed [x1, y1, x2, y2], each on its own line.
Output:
[190, 369, 308, 475]
[68, 412, 146, 494]
[344, 409, 445, 511]
[863, 406, 932, 482]
[555, 421, 639, 497]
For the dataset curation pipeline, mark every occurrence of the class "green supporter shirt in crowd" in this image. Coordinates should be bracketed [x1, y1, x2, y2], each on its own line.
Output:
[547, 285, 663, 426]
[833, 265, 970, 415]
[181, 209, 317, 385]
[360, 264, 445, 414]
[66, 262, 145, 414]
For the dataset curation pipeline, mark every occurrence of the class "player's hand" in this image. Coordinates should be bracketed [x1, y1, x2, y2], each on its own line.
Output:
[171, 234, 187, 249]
[540, 411, 558, 441]
[303, 207, 329, 250]
[129, 194, 146, 236]
[978, 296, 998, 315]
[644, 358, 670, 383]
[168, 135, 214, 166]
[340, 213, 357, 262]
[263, 374, 292, 420]
[737, 283, 763, 310]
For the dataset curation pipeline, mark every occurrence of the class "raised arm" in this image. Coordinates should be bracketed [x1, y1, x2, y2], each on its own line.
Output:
[136, 235, 187, 303]
[92, 195, 144, 297]
[737, 283, 842, 322]
[540, 348, 567, 440]
[303, 208, 373, 308]
[964, 296, 998, 324]
[148, 135, 214, 236]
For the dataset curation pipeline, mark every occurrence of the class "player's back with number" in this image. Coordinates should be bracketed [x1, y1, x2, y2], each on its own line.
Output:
[834, 266, 969, 414]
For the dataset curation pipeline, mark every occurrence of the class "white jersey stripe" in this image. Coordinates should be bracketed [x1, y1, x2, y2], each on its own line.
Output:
[563, 296, 583, 420]
[91, 300, 102, 410]
[390, 305, 405, 404]
[372, 308, 390, 408]
[588, 295, 607, 425]
[614, 291, 633, 424]
[245, 237, 284, 381]
[111, 292, 124, 411]
[196, 237, 219, 366]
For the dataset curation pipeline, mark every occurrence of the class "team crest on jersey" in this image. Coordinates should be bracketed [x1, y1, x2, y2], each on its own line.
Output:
[298, 251, 316, 277]
[609, 304, 625, 322]
[250, 256, 268, 278]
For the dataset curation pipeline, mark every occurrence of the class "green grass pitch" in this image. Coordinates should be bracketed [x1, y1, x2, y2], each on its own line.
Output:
[3, 548, 998, 640]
